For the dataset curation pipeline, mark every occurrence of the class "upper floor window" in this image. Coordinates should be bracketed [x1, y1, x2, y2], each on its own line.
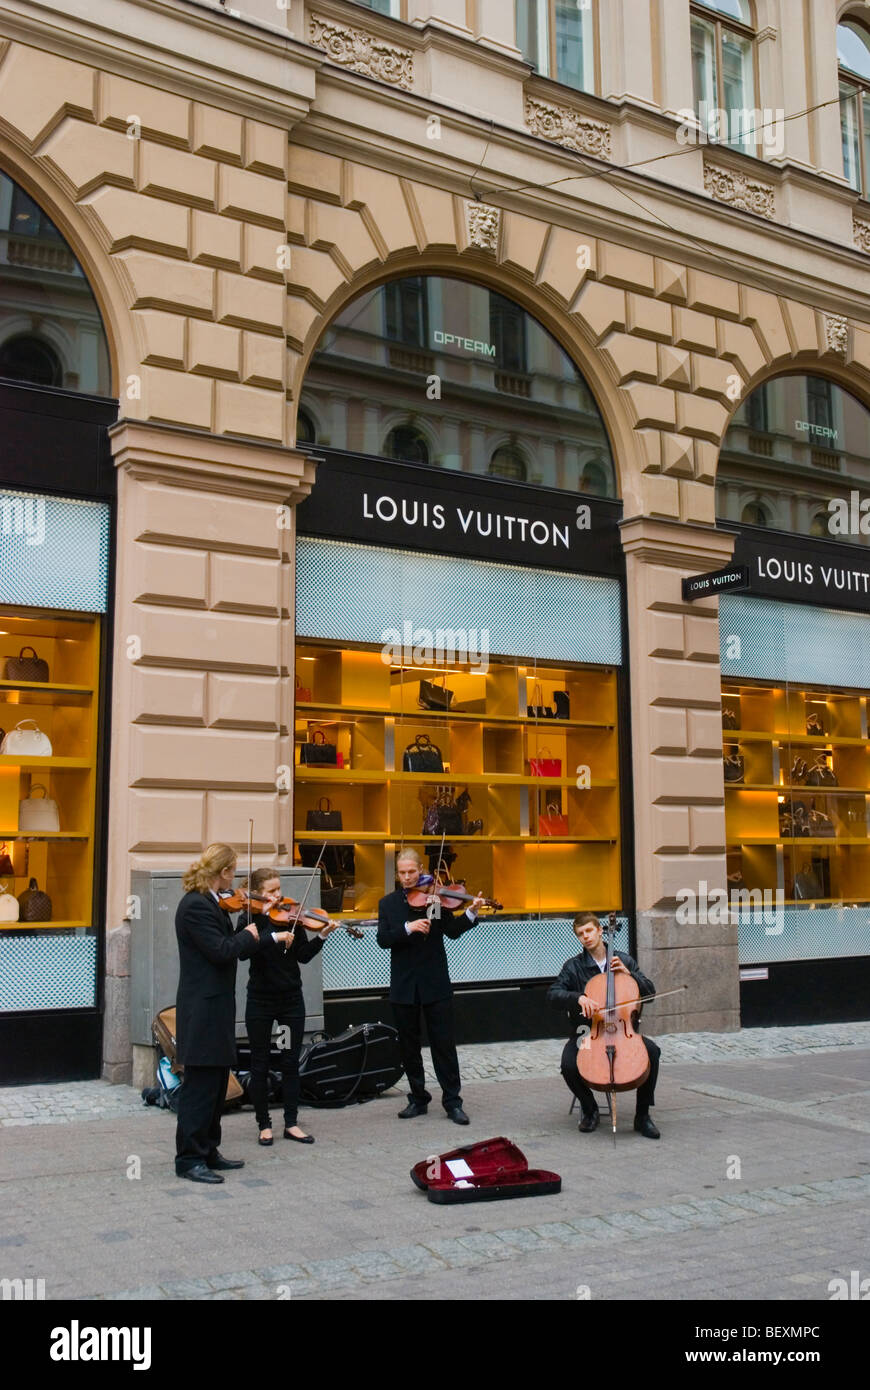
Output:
[691, 1, 757, 155]
[384, 276, 427, 347]
[352, 1, 399, 15]
[516, 1, 595, 94]
[838, 19, 870, 194]
[0, 170, 111, 395]
[301, 274, 616, 495]
[717, 373, 870, 549]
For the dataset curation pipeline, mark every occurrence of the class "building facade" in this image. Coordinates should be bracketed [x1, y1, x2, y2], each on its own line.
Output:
[1, 0, 870, 1083]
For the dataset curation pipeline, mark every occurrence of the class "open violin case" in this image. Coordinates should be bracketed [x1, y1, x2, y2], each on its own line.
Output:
[411, 1136, 561, 1205]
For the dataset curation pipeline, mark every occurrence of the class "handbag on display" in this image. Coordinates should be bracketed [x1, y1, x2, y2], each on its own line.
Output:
[723, 753, 745, 783]
[295, 675, 312, 704]
[552, 691, 570, 720]
[790, 757, 808, 785]
[722, 708, 738, 730]
[529, 749, 562, 777]
[17, 877, 52, 922]
[422, 787, 463, 836]
[1, 720, 53, 757]
[403, 734, 444, 773]
[0, 843, 12, 877]
[305, 797, 343, 832]
[539, 802, 569, 836]
[418, 678, 454, 712]
[808, 807, 836, 837]
[18, 784, 60, 833]
[0, 884, 19, 923]
[319, 871, 344, 913]
[4, 646, 50, 682]
[806, 712, 825, 736]
[806, 760, 837, 787]
[794, 865, 823, 901]
[526, 682, 549, 719]
[299, 730, 338, 766]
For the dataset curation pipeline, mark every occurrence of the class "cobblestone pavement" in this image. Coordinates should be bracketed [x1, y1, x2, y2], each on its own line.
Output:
[1, 1034, 869, 1303]
[2, 1022, 870, 1126]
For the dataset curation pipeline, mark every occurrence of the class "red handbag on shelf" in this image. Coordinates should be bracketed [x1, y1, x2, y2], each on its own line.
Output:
[295, 676, 312, 704]
[529, 748, 562, 777]
[539, 802, 569, 836]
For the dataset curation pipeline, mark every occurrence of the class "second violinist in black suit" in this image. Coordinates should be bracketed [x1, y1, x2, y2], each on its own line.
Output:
[377, 848, 482, 1125]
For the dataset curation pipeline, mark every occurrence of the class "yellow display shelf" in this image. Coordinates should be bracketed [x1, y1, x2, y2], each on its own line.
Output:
[726, 730, 869, 748]
[0, 610, 101, 931]
[294, 644, 622, 915]
[295, 832, 617, 843]
[0, 756, 92, 768]
[296, 768, 618, 788]
[0, 919, 92, 932]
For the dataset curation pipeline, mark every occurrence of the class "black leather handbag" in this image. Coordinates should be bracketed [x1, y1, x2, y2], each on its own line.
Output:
[806, 760, 837, 787]
[403, 734, 444, 772]
[300, 730, 338, 765]
[305, 797, 343, 831]
[723, 753, 745, 783]
[418, 679, 454, 711]
[722, 707, 738, 730]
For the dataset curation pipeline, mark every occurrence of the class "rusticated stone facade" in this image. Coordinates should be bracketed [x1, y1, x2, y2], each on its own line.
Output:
[3, 0, 870, 1070]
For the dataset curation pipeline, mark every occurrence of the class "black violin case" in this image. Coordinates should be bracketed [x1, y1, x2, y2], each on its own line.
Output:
[411, 1136, 561, 1205]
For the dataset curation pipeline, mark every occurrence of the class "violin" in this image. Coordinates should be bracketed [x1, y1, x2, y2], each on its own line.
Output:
[217, 888, 364, 941]
[405, 878, 502, 912]
[577, 911, 650, 1136]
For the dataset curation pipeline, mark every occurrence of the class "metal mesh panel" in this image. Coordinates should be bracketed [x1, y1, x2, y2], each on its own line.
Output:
[737, 906, 870, 965]
[0, 492, 110, 613]
[297, 538, 622, 664]
[0, 933, 97, 1010]
[322, 915, 629, 992]
[720, 595, 870, 686]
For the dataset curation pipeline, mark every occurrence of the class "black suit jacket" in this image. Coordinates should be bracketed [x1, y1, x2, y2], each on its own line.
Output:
[376, 887, 476, 1005]
[547, 948, 655, 1039]
[175, 890, 263, 1066]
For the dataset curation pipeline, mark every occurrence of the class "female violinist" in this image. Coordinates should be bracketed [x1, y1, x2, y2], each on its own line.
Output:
[546, 912, 662, 1138]
[238, 867, 340, 1147]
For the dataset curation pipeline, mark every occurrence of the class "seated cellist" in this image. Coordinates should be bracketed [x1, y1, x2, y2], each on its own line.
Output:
[547, 912, 661, 1139]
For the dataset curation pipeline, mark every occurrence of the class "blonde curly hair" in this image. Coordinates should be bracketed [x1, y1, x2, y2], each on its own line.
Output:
[182, 843, 238, 893]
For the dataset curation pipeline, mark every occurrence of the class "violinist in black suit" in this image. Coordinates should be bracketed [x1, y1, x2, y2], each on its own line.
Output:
[174, 843, 293, 1183]
[547, 912, 661, 1139]
[377, 848, 482, 1124]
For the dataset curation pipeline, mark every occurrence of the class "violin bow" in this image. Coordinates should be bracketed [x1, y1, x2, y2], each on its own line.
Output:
[246, 818, 254, 930]
[287, 841, 328, 933]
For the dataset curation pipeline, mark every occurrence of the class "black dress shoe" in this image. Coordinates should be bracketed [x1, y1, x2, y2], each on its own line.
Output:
[634, 1113, 660, 1139]
[207, 1153, 245, 1170]
[446, 1106, 470, 1125]
[178, 1163, 224, 1184]
[284, 1128, 315, 1143]
[578, 1110, 600, 1133]
[398, 1101, 428, 1118]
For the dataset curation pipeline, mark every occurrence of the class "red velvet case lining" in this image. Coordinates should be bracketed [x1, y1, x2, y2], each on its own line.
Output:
[411, 1136, 561, 1204]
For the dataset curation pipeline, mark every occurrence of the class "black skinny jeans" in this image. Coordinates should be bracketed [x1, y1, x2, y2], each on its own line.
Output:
[246, 994, 305, 1129]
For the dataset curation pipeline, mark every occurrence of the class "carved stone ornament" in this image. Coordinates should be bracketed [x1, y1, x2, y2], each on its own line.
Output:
[824, 313, 848, 357]
[524, 97, 612, 162]
[309, 14, 414, 90]
[854, 217, 870, 254]
[465, 201, 501, 253]
[703, 161, 775, 220]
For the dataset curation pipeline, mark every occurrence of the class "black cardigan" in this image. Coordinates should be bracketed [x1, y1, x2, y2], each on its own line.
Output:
[238, 913, 324, 1001]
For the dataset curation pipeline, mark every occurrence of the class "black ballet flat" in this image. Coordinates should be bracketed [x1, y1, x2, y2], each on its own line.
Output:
[283, 1128, 315, 1144]
[258, 1129, 274, 1147]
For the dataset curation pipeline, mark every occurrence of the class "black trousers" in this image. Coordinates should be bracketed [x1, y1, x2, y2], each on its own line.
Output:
[246, 995, 305, 1128]
[392, 997, 462, 1110]
[175, 1064, 229, 1172]
[560, 1035, 660, 1116]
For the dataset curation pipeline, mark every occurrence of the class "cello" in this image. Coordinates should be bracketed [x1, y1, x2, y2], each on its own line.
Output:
[577, 911, 649, 1137]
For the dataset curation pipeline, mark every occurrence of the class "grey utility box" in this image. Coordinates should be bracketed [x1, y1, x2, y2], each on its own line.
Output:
[130, 868, 324, 1047]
